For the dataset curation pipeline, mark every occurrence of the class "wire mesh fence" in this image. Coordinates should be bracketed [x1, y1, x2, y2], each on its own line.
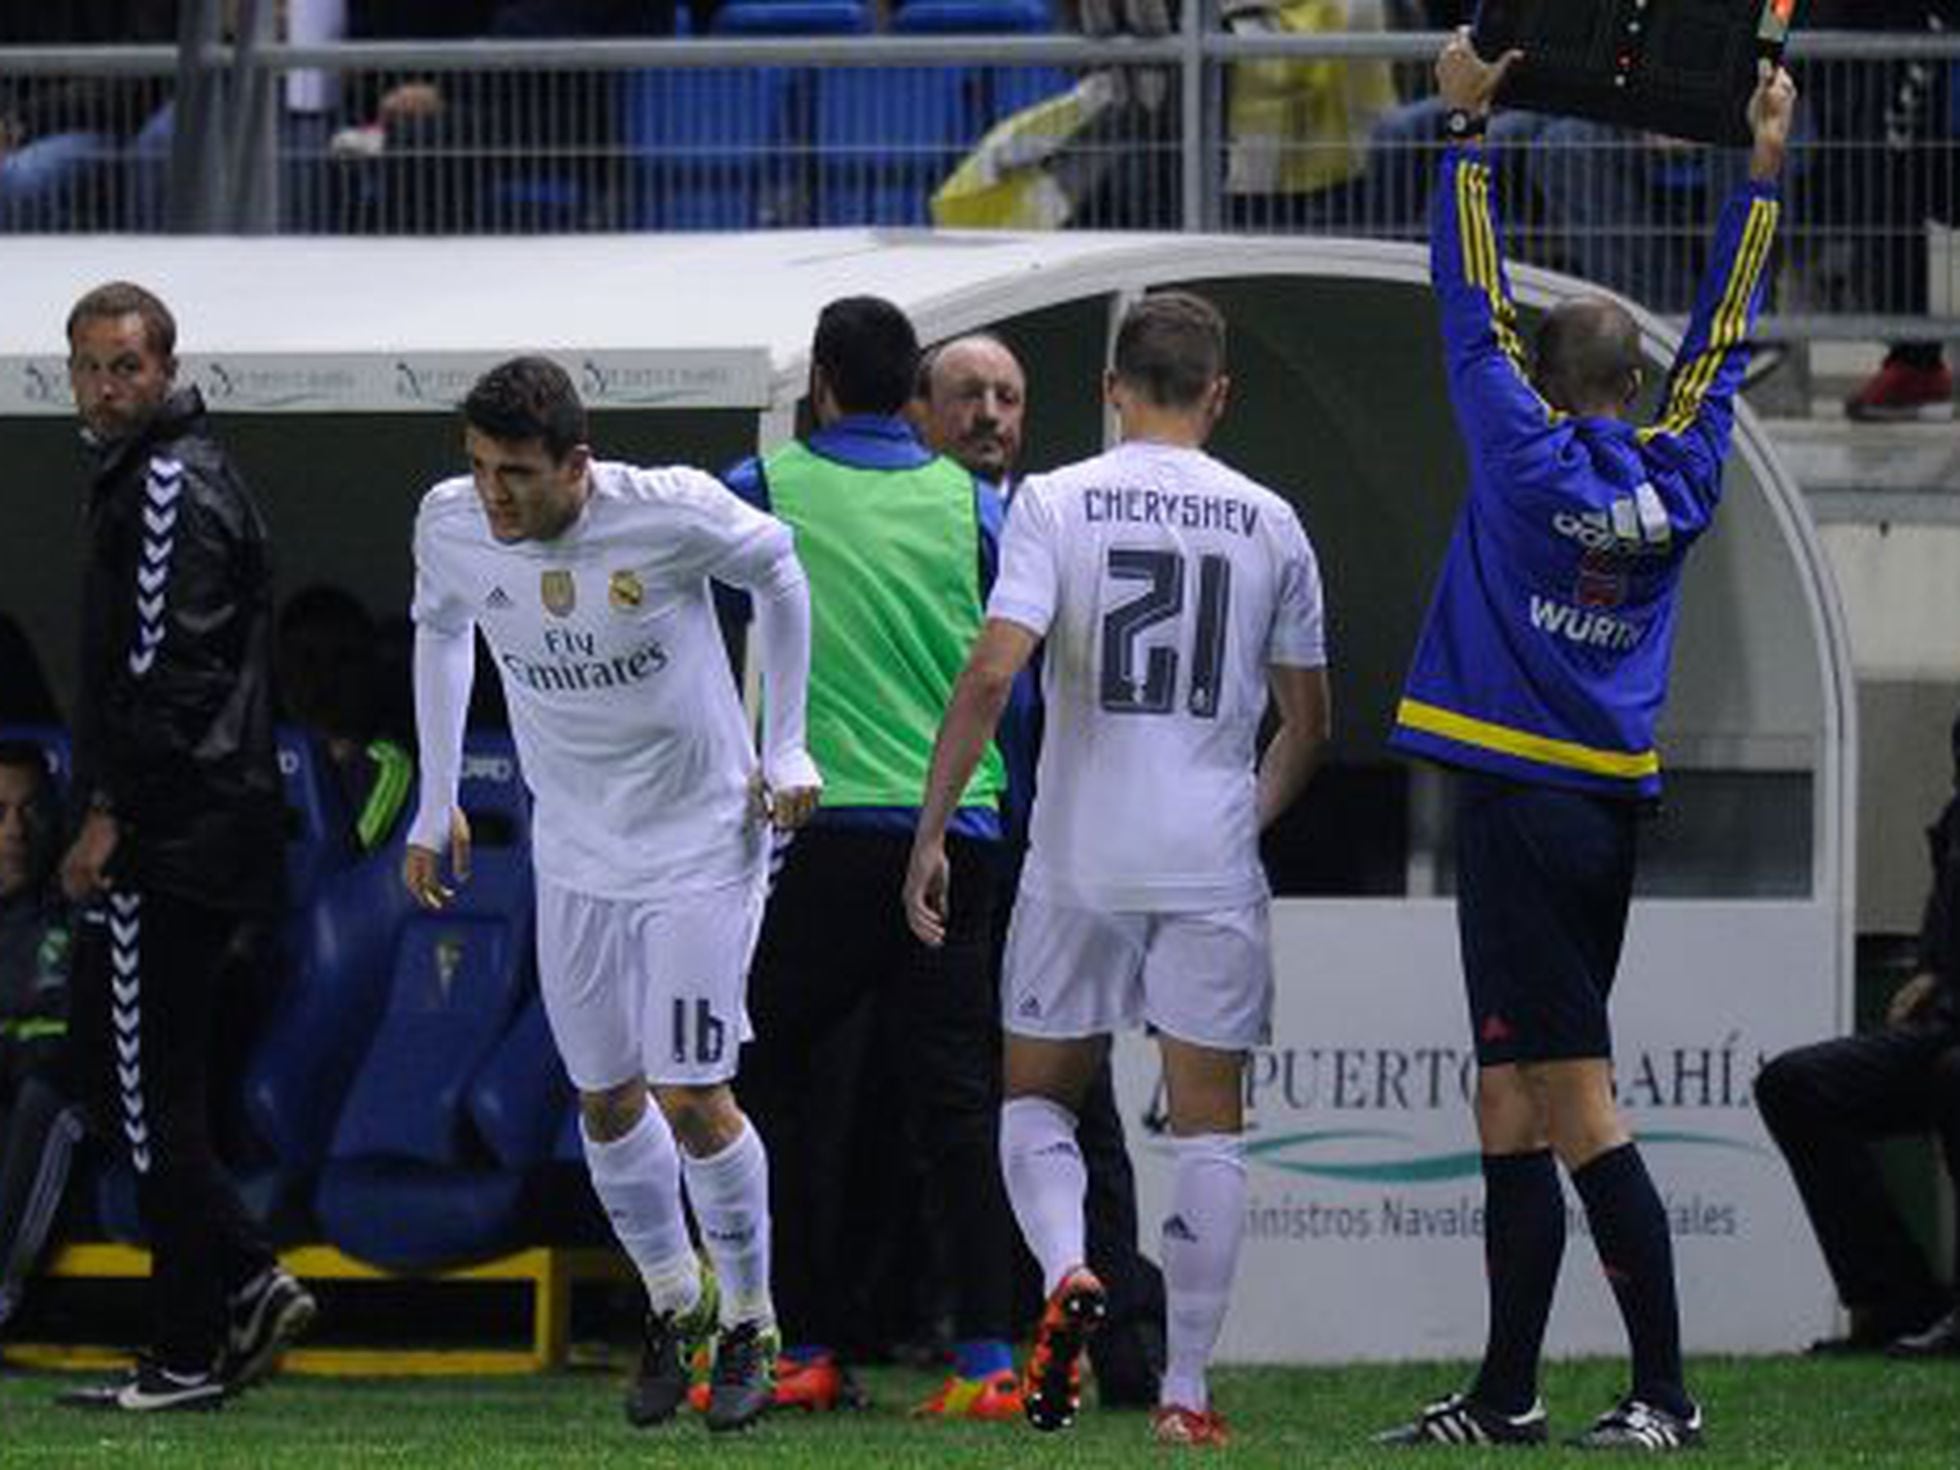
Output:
[1, 30, 1954, 333]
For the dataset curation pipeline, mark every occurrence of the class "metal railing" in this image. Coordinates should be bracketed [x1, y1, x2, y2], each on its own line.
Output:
[2, 27, 1955, 338]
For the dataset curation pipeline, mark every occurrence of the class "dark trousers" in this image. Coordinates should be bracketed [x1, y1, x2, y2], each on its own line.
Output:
[67, 888, 274, 1371]
[0, 1068, 86, 1332]
[1756, 1019, 1960, 1334]
[739, 826, 1015, 1352]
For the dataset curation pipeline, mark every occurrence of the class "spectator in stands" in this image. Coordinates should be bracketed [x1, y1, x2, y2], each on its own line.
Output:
[730, 298, 1022, 1420]
[1364, 5, 1746, 311]
[0, 742, 82, 1355]
[1223, 0, 1398, 232]
[1757, 707, 1960, 1357]
[54, 281, 314, 1413]
[914, 333, 1168, 1408]
[334, 0, 686, 231]
[1802, 0, 1957, 420]
[0, 4, 177, 232]
[276, 586, 413, 855]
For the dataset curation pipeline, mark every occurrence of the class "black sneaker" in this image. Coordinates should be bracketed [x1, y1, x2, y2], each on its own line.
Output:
[1888, 1308, 1960, 1359]
[1571, 1397, 1703, 1452]
[704, 1320, 778, 1433]
[1376, 1391, 1549, 1445]
[625, 1271, 719, 1428]
[58, 1360, 226, 1413]
[222, 1266, 317, 1393]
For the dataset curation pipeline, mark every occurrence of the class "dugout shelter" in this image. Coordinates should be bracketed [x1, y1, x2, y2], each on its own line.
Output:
[0, 228, 1852, 1360]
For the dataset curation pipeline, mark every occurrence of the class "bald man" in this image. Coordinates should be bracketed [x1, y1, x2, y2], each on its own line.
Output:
[1379, 36, 1796, 1452]
[915, 334, 1027, 490]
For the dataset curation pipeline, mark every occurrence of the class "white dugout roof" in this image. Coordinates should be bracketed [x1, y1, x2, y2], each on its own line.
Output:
[0, 226, 1856, 940]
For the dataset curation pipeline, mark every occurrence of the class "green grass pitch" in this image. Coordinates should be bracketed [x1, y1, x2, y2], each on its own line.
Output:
[4, 1356, 1959, 1467]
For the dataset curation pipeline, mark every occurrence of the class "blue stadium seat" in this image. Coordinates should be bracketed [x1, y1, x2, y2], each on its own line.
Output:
[621, 67, 796, 230]
[892, 0, 1064, 141]
[467, 996, 572, 1172]
[891, 0, 1053, 32]
[243, 837, 418, 1172]
[277, 726, 354, 904]
[984, 63, 1075, 123]
[711, 0, 871, 35]
[817, 67, 976, 224]
[313, 733, 540, 1269]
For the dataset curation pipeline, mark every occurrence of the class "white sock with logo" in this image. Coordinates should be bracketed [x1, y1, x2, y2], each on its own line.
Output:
[1000, 1096, 1087, 1295]
[1160, 1132, 1247, 1413]
[681, 1118, 774, 1329]
[582, 1107, 700, 1318]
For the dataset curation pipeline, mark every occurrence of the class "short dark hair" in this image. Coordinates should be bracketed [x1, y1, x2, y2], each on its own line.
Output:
[278, 584, 379, 742]
[67, 281, 177, 358]
[813, 296, 919, 416]
[1112, 292, 1226, 409]
[1532, 298, 1644, 415]
[463, 356, 587, 462]
[0, 740, 47, 788]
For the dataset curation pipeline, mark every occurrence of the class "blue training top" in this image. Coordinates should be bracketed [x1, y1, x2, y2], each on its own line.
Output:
[1389, 143, 1782, 800]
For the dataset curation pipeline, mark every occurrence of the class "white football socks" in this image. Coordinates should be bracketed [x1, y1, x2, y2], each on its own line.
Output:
[1160, 1132, 1247, 1413]
[1000, 1095, 1088, 1296]
[582, 1106, 700, 1318]
[680, 1118, 775, 1330]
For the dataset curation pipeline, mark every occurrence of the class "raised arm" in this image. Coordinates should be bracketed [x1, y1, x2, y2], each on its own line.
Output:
[1637, 63, 1794, 502]
[1428, 30, 1552, 464]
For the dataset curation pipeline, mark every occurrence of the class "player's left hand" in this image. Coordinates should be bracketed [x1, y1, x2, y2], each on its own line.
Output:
[903, 839, 951, 949]
[1746, 58, 1797, 179]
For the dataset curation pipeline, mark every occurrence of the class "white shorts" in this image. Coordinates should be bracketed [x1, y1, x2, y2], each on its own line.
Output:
[535, 873, 763, 1089]
[1000, 890, 1274, 1051]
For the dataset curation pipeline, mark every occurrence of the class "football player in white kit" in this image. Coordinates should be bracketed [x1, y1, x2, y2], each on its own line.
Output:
[403, 358, 820, 1433]
[904, 294, 1331, 1447]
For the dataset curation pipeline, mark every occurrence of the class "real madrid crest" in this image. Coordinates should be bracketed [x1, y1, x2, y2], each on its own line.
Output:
[609, 569, 644, 612]
[540, 569, 576, 617]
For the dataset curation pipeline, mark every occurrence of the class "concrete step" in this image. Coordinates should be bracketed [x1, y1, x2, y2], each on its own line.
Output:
[1759, 417, 1960, 524]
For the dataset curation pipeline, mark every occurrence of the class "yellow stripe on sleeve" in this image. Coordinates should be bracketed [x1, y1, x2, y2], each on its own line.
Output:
[1640, 197, 1778, 444]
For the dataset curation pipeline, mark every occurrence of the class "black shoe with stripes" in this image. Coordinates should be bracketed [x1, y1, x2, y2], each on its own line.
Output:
[57, 1360, 225, 1413]
[222, 1266, 317, 1394]
[1376, 1391, 1549, 1446]
[1570, 1396, 1703, 1452]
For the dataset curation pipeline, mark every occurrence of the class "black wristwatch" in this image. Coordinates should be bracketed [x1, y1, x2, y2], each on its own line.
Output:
[1444, 107, 1487, 141]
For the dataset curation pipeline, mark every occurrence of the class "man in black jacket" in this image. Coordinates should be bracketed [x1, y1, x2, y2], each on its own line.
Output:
[1758, 710, 1960, 1356]
[55, 282, 313, 1412]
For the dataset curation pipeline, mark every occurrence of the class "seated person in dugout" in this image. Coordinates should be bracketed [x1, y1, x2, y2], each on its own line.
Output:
[1758, 708, 1960, 1357]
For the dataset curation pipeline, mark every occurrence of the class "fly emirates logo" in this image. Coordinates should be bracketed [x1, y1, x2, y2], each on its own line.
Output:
[500, 626, 669, 694]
